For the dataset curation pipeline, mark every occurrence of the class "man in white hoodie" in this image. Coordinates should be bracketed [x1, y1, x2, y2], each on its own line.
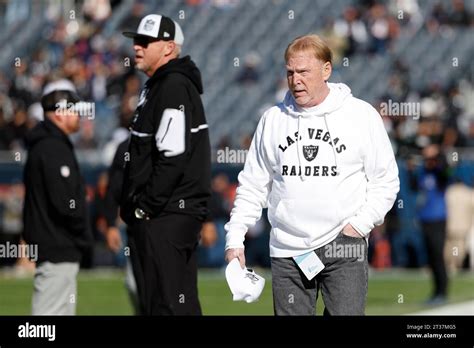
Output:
[224, 34, 399, 315]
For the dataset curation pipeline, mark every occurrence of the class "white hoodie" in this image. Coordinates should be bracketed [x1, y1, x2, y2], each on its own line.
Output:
[225, 83, 400, 258]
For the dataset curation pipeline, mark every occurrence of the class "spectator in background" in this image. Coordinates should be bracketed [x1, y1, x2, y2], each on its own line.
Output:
[83, 0, 112, 24]
[445, 178, 473, 273]
[449, 0, 471, 26]
[27, 103, 44, 129]
[102, 73, 140, 164]
[45, 20, 67, 67]
[199, 173, 232, 267]
[103, 139, 143, 314]
[187, 0, 209, 6]
[212, 0, 239, 10]
[430, 2, 450, 27]
[1, 182, 24, 240]
[367, 2, 399, 54]
[0, 109, 13, 150]
[387, 59, 410, 102]
[9, 61, 34, 108]
[199, 222, 218, 250]
[4, 107, 29, 150]
[389, 0, 423, 31]
[92, 171, 109, 240]
[333, 6, 368, 57]
[320, 18, 348, 66]
[120, 1, 146, 32]
[75, 119, 98, 149]
[466, 121, 474, 147]
[409, 144, 450, 305]
[236, 52, 261, 85]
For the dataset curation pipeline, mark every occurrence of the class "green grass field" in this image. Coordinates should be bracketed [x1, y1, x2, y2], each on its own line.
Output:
[1, 268, 473, 315]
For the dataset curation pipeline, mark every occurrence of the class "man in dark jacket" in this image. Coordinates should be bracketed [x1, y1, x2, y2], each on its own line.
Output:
[121, 14, 211, 315]
[409, 144, 450, 305]
[104, 138, 144, 315]
[23, 79, 92, 315]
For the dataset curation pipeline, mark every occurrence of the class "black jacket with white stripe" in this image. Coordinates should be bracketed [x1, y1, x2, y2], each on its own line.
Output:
[120, 56, 211, 224]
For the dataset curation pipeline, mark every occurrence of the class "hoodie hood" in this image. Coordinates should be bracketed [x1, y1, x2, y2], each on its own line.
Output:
[282, 82, 352, 117]
[280, 83, 352, 180]
[24, 118, 72, 150]
[147, 55, 204, 94]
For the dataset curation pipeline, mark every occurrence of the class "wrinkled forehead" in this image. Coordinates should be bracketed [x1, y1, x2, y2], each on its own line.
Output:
[286, 51, 322, 69]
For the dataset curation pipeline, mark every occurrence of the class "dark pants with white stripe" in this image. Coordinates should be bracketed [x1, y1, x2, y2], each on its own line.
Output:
[130, 213, 202, 315]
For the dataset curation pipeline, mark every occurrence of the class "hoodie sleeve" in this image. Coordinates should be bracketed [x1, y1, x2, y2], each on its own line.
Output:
[135, 79, 191, 215]
[348, 105, 400, 236]
[225, 112, 274, 250]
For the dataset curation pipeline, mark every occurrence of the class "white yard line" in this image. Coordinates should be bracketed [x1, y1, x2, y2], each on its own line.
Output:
[409, 300, 474, 315]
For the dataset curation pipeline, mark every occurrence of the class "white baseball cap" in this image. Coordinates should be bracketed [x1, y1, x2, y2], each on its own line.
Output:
[41, 79, 81, 112]
[123, 14, 184, 46]
[225, 259, 265, 303]
[42, 79, 78, 97]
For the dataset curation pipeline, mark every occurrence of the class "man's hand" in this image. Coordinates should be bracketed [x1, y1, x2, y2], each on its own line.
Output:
[106, 227, 122, 253]
[225, 248, 246, 269]
[342, 223, 364, 238]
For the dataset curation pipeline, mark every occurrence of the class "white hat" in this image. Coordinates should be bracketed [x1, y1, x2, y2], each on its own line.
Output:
[225, 259, 265, 303]
[42, 79, 78, 97]
[41, 79, 81, 112]
[123, 14, 184, 46]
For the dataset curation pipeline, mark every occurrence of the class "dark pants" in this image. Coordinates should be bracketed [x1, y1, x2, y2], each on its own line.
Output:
[126, 228, 144, 315]
[421, 220, 448, 297]
[271, 231, 368, 315]
[129, 213, 202, 315]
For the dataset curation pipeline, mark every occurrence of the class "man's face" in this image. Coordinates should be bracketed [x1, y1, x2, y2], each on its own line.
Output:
[423, 144, 440, 169]
[286, 51, 331, 108]
[133, 37, 173, 76]
[62, 110, 80, 134]
[51, 110, 80, 134]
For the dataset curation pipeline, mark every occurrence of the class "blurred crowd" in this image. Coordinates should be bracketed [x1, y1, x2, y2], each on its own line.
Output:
[0, 0, 147, 161]
[0, 0, 473, 273]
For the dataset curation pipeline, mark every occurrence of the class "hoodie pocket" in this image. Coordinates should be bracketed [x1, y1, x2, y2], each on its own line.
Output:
[273, 198, 341, 240]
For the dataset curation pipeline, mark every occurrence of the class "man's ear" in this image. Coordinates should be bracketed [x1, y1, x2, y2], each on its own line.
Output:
[322, 61, 332, 82]
[165, 41, 176, 56]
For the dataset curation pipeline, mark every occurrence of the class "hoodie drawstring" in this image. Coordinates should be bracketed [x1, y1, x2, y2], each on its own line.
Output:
[323, 113, 340, 176]
[296, 115, 305, 181]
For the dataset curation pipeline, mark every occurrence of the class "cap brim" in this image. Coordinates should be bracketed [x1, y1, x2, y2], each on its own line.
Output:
[122, 31, 156, 39]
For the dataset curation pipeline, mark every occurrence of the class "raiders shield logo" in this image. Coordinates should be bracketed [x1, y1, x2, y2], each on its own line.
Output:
[144, 19, 155, 31]
[303, 145, 319, 161]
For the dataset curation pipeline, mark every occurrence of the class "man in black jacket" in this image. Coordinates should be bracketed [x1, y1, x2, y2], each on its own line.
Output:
[23, 79, 92, 315]
[104, 138, 144, 314]
[121, 14, 211, 315]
